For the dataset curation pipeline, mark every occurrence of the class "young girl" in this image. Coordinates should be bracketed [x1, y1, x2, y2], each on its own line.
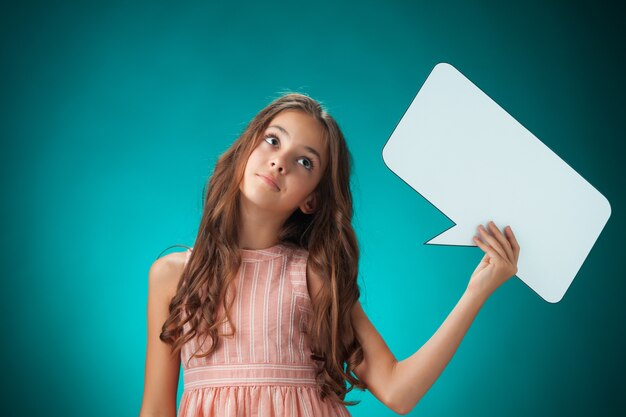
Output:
[139, 93, 520, 417]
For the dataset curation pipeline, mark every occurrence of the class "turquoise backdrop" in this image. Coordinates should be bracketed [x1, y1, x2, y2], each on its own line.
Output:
[2, 0, 624, 416]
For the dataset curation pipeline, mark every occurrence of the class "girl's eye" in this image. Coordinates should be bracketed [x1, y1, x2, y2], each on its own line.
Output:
[263, 133, 315, 171]
[264, 134, 279, 146]
[298, 157, 315, 171]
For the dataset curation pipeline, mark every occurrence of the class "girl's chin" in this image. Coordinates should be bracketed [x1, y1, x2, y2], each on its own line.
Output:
[240, 190, 280, 207]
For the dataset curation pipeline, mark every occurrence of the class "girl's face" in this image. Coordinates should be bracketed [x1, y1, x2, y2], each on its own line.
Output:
[239, 110, 328, 216]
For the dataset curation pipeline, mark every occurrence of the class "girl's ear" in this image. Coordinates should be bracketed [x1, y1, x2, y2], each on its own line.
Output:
[300, 193, 317, 215]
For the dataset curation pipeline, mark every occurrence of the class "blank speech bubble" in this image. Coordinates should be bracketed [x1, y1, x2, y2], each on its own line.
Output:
[382, 63, 611, 303]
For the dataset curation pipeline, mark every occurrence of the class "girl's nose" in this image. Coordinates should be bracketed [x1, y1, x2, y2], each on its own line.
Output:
[270, 160, 285, 173]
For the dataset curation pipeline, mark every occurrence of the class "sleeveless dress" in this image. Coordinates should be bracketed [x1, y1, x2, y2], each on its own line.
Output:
[177, 242, 353, 417]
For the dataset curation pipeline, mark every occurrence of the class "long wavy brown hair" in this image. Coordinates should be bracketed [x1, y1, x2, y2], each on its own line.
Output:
[159, 92, 367, 406]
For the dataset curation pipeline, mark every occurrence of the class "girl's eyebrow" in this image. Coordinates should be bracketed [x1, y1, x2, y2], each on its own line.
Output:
[268, 124, 322, 162]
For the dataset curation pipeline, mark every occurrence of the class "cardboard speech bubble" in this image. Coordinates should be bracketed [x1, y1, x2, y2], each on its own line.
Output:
[382, 63, 611, 303]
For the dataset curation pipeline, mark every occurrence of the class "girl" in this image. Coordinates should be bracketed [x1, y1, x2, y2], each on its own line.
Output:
[139, 93, 520, 417]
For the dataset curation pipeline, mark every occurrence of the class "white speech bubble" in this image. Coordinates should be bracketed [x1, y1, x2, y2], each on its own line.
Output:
[382, 63, 611, 303]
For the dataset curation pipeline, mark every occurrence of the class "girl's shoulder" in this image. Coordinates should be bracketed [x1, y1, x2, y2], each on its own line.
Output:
[149, 250, 190, 300]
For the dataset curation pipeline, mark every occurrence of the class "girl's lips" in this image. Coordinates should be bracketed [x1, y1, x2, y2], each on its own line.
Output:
[257, 174, 280, 190]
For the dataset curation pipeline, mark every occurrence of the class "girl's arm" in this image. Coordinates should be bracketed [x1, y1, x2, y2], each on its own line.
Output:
[139, 254, 185, 417]
[353, 222, 519, 415]
[385, 288, 488, 415]
[347, 289, 487, 415]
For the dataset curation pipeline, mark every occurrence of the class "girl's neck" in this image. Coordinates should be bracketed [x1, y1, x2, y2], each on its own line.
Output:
[239, 238, 281, 251]
[238, 198, 290, 251]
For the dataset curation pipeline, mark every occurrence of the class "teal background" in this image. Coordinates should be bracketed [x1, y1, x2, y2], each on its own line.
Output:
[2, 0, 624, 416]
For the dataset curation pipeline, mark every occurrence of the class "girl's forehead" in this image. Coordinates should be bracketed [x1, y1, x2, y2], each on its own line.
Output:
[269, 111, 324, 139]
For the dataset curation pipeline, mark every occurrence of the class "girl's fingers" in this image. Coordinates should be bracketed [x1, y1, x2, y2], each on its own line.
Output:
[473, 234, 498, 260]
[488, 221, 515, 263]
[505, 226, 520, 263]
[477, 224, 507, 260]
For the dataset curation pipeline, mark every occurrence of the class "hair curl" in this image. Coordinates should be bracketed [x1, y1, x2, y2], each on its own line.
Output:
[159, 91, 367, 406]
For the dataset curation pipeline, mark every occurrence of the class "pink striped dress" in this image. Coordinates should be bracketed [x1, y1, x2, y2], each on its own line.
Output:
[177, 242, 353, 417]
